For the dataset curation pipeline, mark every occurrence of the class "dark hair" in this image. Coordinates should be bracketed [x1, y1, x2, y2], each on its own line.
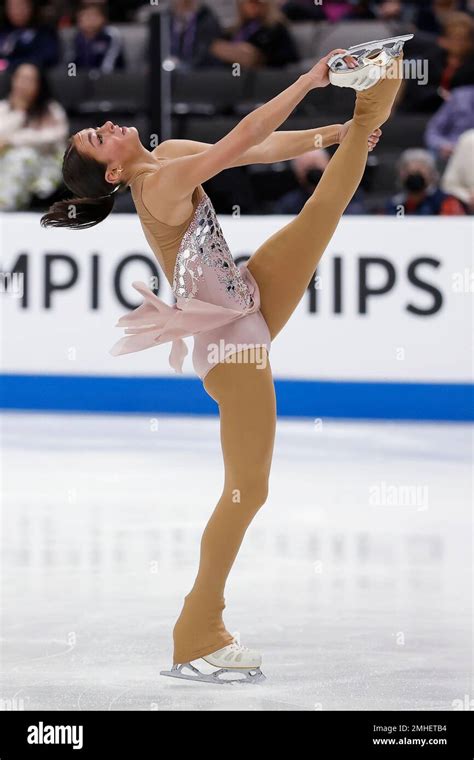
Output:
[8, 62, 53, 125]
[77, 1, 108, 20]
[40, 139, 122, 230]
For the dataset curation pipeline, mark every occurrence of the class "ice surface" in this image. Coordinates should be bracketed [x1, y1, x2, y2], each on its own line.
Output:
[1, 412, 472, 711]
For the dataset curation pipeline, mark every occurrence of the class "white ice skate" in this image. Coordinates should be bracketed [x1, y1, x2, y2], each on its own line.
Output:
[160, 637, 266, 685]
[327, 34, 414, 91]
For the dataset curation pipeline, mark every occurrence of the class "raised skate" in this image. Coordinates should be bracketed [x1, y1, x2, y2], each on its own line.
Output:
[328, 34, 413, 91]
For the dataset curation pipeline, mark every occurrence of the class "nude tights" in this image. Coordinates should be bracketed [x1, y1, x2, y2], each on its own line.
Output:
[172, 59, 403, 664]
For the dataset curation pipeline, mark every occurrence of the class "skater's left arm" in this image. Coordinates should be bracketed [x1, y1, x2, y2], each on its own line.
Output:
[154, 128, 339, 165]
[241, 124, 343, 163]
[155, 123, 380, 165]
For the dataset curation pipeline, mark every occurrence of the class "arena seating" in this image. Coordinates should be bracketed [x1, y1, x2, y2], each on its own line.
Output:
[0, 19, 436, 212]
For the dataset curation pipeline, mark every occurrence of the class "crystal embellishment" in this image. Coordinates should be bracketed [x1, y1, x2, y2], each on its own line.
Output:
[172, 194, 254, 309]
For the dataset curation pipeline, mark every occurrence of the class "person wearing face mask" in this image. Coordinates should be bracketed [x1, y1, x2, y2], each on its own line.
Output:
[273, 149, 330, 214]
[384, 148, 467, 215]
[273, 121, 380, 214]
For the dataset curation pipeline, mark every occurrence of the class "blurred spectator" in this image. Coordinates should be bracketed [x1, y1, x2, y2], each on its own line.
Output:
[0, 0, 60, 71]
[73, 1, 125, 72]
[36, 0, 145, 24]
[0, 62, 68, 210]
[403, 11, 474, 113]
[316, 2, 352, 22]
[273, 149, 367, 214]
[280, 0, 325, 21]
[441, 128, 474, 210]
[273, 150, 330, 214]
[282, 0, 419, 23]
[384, 148, 467, 215]
[169, 0, 223, 68]
[107, 0, 147, 22]
[349, 0, 378, 20]
[415, 0, 464, 36]
[373, 1, 404, 21]
[281, 1, 376, 22]
[438, 11, 474, 92]
[425, 84, 474, 159]
[211, 0, 299, 69]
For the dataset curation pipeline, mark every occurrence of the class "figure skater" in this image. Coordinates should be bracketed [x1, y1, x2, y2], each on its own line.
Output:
[41, 36, 411, 684]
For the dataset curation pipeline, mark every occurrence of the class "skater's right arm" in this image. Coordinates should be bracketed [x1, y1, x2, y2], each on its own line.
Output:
[144, 50, 357, 203]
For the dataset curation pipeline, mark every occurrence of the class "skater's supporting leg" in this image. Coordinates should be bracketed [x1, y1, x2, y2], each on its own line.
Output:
[172, 348, 276, 664]
[248, 55, 404, 340]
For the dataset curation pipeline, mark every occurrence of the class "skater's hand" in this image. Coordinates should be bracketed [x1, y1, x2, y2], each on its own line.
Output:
[307, 49, 358, 89]
[367, 127, 382, 152]
[338, 120, 382, 151]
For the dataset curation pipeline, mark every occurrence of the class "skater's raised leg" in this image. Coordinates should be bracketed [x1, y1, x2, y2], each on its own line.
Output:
[248, 54, 404, 340]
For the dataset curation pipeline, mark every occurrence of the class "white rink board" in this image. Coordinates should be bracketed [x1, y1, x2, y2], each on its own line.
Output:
[0, 213, 472, 382]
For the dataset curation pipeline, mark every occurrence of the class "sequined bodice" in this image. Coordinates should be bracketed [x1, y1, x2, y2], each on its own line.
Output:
[112, 186, 271, 378]
[173, 193, 254, 310]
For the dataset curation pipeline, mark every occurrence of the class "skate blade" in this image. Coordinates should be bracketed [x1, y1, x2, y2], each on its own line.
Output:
[346, 34, 414, 57]
[160, 663, 266, 685]
[327, 34, 413, 73]
[328, 39, 407, 91]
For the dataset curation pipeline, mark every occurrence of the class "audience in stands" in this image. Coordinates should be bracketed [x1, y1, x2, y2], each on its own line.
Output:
[72, 1, 125, 72]
[425, 84, 474, 159]
[384, 148, 467, 215]
[0, 0, 60, 71]
[273, 148, 368, 214]
[280, 0, 409, 23]
[0, 0, 471, 213]
[373, 1, 405, 21]
[210, 0, 299, 68]
[441, 128, 474, 210]
[0, 62, 68, 210]
[40, 0, 145, 24]
[436, 11, 474, 94]
[402, 9, 474, 113]
[169, 0, 223, 68]
[273, 150, 330, 214]
[415, 0, 465, 35]
[280, 0, 326, 21]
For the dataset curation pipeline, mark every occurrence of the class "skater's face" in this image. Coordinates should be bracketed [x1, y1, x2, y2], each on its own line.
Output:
[73, 121, 141, 183]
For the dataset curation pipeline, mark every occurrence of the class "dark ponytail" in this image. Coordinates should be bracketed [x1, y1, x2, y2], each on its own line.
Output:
[40, 139, 123, 230]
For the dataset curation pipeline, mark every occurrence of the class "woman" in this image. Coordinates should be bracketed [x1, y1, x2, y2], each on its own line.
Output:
[438, 11, 474, 93]
[41, 40, 407, 683]
[0, 62, 68, 210]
